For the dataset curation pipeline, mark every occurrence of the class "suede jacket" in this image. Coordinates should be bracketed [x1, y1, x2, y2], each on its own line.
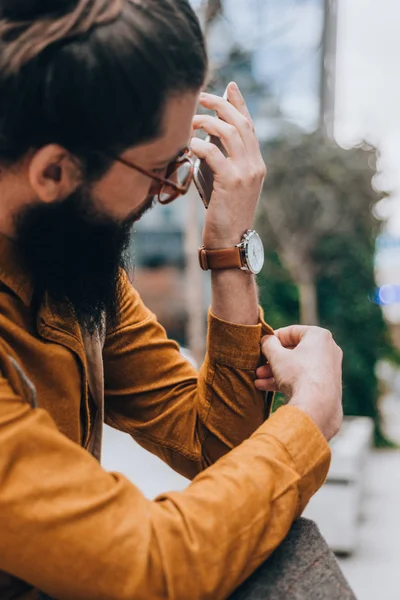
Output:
[0, 234, 331, 600]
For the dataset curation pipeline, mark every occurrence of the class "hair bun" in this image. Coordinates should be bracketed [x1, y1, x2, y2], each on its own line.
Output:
[0, 0, 123, 76]
[0, 0, 78, 20]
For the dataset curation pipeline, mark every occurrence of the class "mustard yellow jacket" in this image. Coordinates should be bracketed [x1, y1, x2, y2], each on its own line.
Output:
[0, 234, 330, 600]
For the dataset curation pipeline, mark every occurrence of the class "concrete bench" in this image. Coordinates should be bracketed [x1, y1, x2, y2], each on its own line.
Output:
[303, 416, 374, 555]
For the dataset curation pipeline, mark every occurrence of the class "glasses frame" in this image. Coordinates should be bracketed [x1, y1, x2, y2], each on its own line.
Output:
[113, 146, 195, 205]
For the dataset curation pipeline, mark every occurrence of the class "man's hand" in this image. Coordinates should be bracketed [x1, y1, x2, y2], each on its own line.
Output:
[191, 82, 266, 249]
[256, 326, 343, 441]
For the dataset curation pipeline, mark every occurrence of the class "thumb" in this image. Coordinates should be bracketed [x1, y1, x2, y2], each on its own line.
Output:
[261, 334, 285, 362]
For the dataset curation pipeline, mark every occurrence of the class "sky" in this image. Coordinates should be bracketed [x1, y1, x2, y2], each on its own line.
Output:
[237, 0, 323, 130]
[197, 0, 324, 130]
[335, 0, 400, 236]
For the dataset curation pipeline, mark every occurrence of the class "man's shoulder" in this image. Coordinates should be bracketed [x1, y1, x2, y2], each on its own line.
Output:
[116, 270, 152, 322]
[0, 295, 30, 401]
[0, 281, 31, 329]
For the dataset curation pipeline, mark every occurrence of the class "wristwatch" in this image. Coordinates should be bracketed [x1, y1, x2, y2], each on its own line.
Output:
[198, 230, 265, 275]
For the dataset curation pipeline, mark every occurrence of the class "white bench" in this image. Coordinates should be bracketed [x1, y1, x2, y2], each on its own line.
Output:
[303, 416, 374, 555]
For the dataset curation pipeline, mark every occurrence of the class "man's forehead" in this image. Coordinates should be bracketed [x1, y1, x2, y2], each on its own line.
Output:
[125, 91, 199, 164]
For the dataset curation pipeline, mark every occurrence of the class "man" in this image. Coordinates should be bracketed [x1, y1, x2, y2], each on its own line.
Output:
[0, 0, 352, 599]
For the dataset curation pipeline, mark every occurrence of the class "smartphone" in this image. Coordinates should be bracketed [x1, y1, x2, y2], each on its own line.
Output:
[193, 88, 229, 209]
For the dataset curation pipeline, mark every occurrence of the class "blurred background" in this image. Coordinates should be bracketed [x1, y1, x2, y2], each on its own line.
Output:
[103, 1, 400, 597]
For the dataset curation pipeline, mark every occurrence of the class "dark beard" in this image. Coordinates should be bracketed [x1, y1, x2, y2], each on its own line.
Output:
[14, 186, 134, 334]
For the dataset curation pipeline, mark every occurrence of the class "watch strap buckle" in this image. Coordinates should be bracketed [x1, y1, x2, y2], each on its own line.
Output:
[198, 247, 209, 271]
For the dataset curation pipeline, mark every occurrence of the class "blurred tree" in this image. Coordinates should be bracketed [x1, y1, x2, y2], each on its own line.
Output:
[257, 132, 386, 324]
[203, 0, 223, 34]
[196, 1, 397, 442]
[257, 132, 397, 444]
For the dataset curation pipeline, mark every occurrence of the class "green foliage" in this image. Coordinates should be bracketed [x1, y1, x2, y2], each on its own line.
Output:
[257, 133, 398, 444]
[258, 252, 299, 328]
[320, 238, 389, 423]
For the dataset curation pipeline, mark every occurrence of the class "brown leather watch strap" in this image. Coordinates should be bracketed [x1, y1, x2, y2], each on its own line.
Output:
[198, 246, 243, 271]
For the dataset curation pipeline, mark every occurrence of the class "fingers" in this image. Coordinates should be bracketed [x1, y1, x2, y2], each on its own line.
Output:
[190, 137, 227, 173]
[261, 334, 284, 362]
[273, 325, 312, 349]
[255, 363, 276, 392]
[275, 325, 336, 353]
[255, 377, 277, 392]
[256, 364, 273, 379]
[226, 81, 253, 122]
[199, 89, 259, 153]
[192, 114, 245, 159]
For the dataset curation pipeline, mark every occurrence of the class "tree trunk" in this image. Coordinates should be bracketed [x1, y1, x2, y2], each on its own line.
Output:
[298, 280, 319, 325]
[278, 247, 320, 326]
[204, 0, 223, 29]
[200, 0, 223, 35]
[319, 0, 338, 138]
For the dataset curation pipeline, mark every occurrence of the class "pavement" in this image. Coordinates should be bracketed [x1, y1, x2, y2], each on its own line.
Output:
[336, 391, 400, 600]
[337, 449, 400, 600]
[102, 421, 400, 600]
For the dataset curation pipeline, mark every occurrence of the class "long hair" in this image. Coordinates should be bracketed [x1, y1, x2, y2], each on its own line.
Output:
[0, 0, 207, 178]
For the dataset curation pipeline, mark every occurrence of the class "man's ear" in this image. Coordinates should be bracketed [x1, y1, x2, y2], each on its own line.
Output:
[28, 145, 82, 203]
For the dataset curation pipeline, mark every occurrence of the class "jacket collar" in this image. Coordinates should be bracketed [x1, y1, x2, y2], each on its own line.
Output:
[0, 234, 33, 306]
[0, 234, 84, 358]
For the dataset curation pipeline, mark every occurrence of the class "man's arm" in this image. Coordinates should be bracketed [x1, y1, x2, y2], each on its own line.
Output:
[192, 82, 267, 327]
[210, 269, 259, 325]
[0, 324, 340, 600]
[0, 366, 329, 600]
[103, 273, 272, 479]
[105, 84, 270, 475]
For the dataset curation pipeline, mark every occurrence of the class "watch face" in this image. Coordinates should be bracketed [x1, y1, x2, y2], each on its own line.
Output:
[246, 232, 265, 274]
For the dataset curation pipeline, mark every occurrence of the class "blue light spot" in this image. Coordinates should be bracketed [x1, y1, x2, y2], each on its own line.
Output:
[378, 285, 399, 305]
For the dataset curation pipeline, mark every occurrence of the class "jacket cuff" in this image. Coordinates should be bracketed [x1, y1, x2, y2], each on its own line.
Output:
[256, 405, 331, 515]
[207, 308, 274, 370]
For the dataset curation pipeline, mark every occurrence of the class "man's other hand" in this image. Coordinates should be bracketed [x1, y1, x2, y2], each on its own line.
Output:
[256, 326, 343, 441]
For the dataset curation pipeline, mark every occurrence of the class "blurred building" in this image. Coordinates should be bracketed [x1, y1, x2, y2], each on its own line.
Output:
[130, 190, 209, 345]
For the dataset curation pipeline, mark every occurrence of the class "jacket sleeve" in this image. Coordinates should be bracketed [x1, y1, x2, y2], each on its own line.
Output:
[103, 273, 274, 479]
[0, 353, 330, 600]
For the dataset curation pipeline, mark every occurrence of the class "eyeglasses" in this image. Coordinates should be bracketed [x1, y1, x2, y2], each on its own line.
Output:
[113, 146, 195, 205]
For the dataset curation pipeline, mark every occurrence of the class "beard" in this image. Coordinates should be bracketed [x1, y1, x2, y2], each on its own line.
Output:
[14, 185, 153, 334]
